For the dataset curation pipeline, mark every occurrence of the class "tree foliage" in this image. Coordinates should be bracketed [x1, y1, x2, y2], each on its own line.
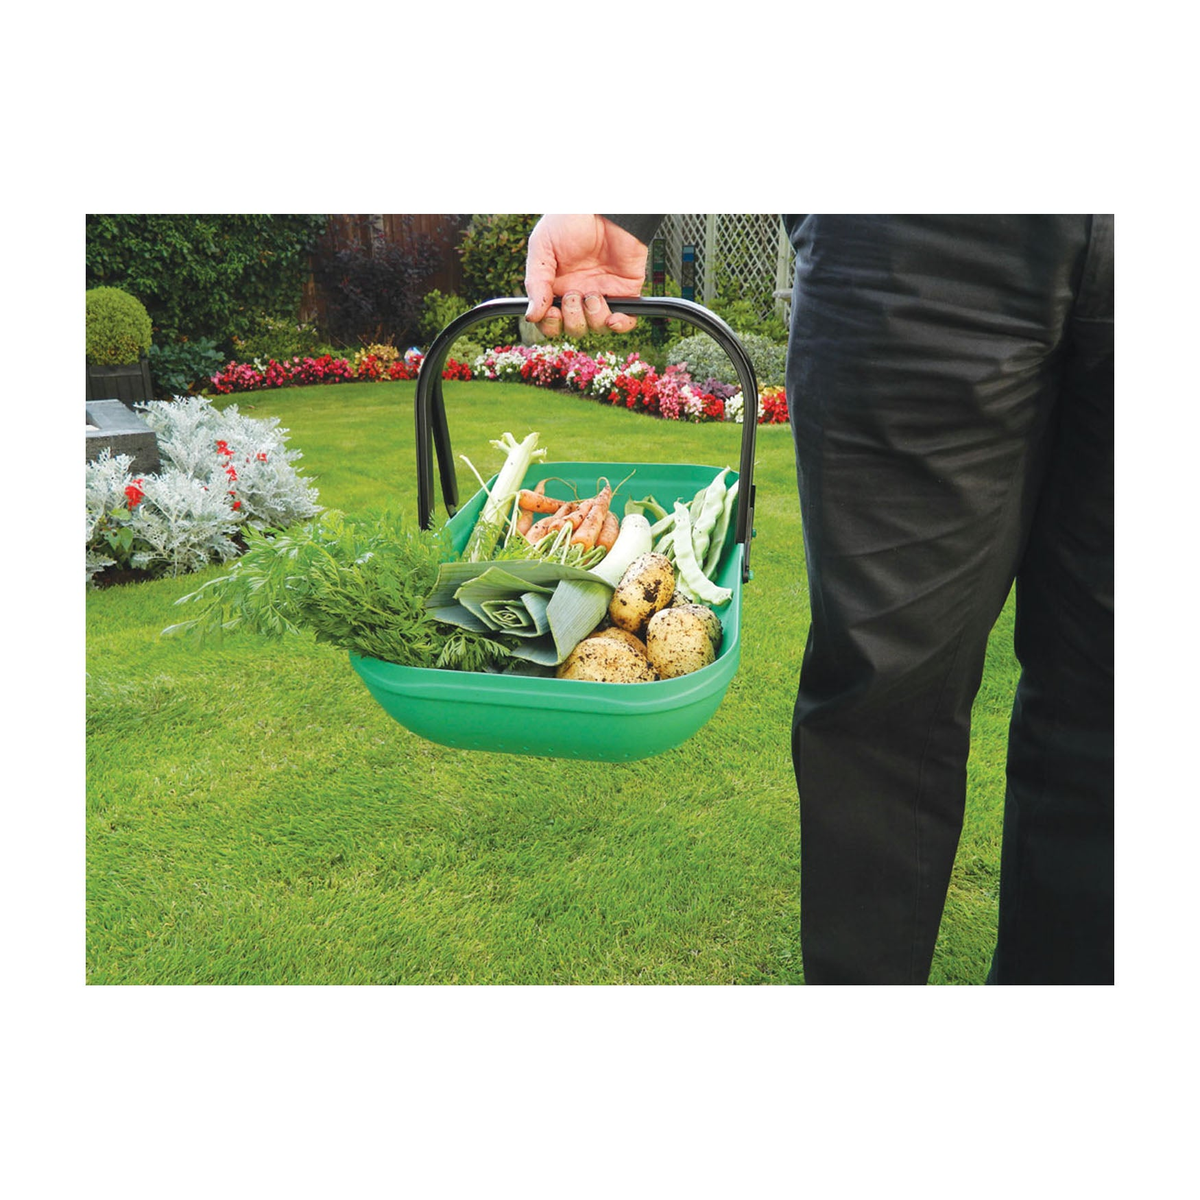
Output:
[86, 215, 327, 350]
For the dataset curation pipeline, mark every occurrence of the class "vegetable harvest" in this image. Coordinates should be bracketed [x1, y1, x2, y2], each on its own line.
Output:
[166, 430, 740, 690]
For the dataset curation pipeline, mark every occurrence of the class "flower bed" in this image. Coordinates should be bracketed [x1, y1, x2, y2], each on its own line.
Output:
[208, 341, 790, 425]
[86, 395, 321, 586]
[473, 342, 789, 425]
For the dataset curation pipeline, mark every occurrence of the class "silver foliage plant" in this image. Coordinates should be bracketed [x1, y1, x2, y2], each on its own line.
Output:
[127, 471, 245, 577]
[85, 448, 132, 584]
[86, 397, 323, 585]
[138, 395, 321, 532]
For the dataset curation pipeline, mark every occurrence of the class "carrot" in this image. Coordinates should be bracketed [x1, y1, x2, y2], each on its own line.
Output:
[517, 509, 535, 536]
[517, 483, 563, 514]
[571, 482, 613, 550]
[526, 502, 580, 542]
[596, 511, 620, 551]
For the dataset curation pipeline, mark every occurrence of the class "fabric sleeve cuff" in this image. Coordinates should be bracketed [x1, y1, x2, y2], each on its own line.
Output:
[601, 214, 665, 245]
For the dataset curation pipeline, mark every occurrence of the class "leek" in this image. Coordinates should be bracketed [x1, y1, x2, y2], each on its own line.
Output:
[426, 558, 613, 665]
[461, 431, 546, 562]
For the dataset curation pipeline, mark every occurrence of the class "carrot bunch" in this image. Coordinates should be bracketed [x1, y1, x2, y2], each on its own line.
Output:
[515, 480, 619, 552]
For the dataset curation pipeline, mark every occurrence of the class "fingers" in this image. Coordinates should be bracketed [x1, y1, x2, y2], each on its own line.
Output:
[524, 271, 555, 325]
[538, 295, 639, 339]
[538, 305, 563, 339]
[558, 292, 632, 339]
[523, 220, 557, 324]
[558, 292, 586, 338]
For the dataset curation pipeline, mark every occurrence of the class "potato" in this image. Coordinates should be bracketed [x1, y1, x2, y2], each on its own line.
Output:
[584, 626, 649, 657]
[556, 636, 659, 683]
[608, 552, 675, 635]
[644, 604, 723, 679]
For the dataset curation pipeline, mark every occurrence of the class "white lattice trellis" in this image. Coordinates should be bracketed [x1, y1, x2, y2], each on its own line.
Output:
[657, 214, 794, 319]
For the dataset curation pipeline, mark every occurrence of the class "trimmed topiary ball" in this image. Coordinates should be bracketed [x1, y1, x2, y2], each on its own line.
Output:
[87, 287, 153, 365]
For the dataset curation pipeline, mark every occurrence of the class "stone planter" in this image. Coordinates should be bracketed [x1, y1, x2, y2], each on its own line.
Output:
[86, 399, 161, 474]
[86, 355, 155, 408]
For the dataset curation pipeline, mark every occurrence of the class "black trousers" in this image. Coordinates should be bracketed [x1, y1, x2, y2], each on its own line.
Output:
[783, 215, 1114, 985]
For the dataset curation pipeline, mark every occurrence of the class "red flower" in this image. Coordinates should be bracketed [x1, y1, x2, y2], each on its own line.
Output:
[256, 452, 268, 462]
[232, 500, 242, 511]
[216, 439, 231, 456]
[124, 480, 145, 507]
[226, 465, 238, 480]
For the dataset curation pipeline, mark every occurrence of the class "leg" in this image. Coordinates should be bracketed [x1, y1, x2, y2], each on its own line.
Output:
[989, 217, 1115, 984]
[784, 215, 1091, 983]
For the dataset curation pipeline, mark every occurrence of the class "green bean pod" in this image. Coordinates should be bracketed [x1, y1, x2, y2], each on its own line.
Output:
[672, 502, 732, 606]
[691, 469, 730, 568]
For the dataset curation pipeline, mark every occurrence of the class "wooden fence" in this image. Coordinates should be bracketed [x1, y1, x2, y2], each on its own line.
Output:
[299, 214, 471, 329]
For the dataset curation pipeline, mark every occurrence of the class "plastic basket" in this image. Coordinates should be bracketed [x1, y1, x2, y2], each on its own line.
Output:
[349, 296, 760, 762]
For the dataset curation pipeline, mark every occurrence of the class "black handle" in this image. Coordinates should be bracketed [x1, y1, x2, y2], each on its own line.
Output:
[415, 295, 759, 581]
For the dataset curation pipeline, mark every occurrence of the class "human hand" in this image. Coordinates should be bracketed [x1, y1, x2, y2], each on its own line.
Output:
[523, 214, 648, 339]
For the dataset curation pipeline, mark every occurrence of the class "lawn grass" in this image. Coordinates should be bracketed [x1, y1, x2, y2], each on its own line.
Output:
[85, 377, 1020, 985]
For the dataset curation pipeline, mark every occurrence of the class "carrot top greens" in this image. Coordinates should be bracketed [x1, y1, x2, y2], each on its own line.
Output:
[165, 508, 515, 672]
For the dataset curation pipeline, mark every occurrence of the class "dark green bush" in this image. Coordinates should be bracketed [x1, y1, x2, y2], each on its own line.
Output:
[86, 287, 153, 365]
[147, 338, 226, 398]
[458, 215, 539, 345]
[459, 214, 537, 301]
[86, 215, 327, 350]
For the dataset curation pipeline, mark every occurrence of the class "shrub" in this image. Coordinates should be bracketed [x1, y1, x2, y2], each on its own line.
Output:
[124, 470, 247, 577]
[147, 337, 226, 399]
[141, 395, 322, 531]
[458, 215, 538, 346]
[459, 215, 537, 302]
[86, 215, 326, 349]
[419, 288, 512, 354]
[86, 287, 152, 365]
[710, 294, 789, 342]
[314, 230, 441, 347]
[666, 331, 788, 388]
[86, 448, 242, 580]
[232, 313, 333, 364]
[448, 336, 484, 366]
[351, 343, 401, 378]
[86, 397, 323, 584]
[418, 288, 471, 341]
